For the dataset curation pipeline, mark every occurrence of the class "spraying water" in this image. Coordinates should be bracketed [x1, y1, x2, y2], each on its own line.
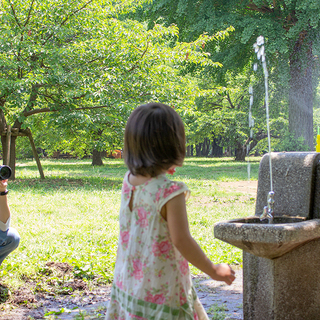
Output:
[251, 36, 275, 222]
[247, 85, 254, 184]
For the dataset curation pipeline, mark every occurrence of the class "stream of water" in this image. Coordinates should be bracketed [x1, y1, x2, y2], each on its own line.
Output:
[248, 36, 274, 212]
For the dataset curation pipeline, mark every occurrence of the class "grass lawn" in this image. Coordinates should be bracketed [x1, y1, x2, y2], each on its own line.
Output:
[0, 157, 260, 298]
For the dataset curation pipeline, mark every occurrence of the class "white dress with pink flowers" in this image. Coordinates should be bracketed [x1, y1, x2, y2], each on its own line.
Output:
[105, 172, 209, 320]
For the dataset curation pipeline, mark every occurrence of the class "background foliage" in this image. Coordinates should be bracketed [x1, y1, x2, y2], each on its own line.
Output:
[2, 0, 320, 164]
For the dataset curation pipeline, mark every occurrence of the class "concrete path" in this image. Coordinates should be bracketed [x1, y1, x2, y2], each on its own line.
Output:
[195, 269, 243, 319]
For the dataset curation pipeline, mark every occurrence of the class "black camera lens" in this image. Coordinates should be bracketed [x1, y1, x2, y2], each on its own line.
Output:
[0, 166, 11, 180]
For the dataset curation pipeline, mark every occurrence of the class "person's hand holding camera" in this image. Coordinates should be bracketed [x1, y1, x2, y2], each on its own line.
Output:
[0, 165, 11, 196]
[0, 165, 11, 224]
[0, 179, 8, 193]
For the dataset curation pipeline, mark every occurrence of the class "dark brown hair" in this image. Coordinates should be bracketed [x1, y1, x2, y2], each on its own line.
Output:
[124, 103, 186, 177]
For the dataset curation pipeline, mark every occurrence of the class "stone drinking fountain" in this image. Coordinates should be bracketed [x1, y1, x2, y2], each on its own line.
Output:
[214, 151, 320, 319]
[213, 37, 320, 319]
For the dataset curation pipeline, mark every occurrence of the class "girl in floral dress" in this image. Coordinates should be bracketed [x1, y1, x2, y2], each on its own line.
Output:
[106, 103, 235, 320]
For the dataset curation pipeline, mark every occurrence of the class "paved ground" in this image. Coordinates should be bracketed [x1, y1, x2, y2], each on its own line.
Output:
[194, 269, 243, 320]
[1, 269, 243, 319]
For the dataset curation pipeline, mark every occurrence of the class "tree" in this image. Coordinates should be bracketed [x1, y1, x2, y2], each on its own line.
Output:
[181, 67, 288, 160]
[0, 0, 220, 177]
[42, 104, 130, 164]
[140, 0, 320, 150]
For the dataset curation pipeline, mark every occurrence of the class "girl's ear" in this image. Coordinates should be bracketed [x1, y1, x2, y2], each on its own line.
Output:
[167, 166, 176, 175]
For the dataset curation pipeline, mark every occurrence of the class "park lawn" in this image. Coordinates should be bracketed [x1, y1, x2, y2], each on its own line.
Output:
[0, 157, 260, 295]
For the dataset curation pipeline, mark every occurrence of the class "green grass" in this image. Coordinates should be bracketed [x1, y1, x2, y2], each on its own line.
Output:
[0, 157, 260, 295]
[207, 303, 228, 320]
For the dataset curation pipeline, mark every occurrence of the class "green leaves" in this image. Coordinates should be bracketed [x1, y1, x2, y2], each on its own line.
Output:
[0, 0, 226, 158]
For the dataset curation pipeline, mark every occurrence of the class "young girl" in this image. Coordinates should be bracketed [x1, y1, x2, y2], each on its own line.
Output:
[106, 103, 235, 320]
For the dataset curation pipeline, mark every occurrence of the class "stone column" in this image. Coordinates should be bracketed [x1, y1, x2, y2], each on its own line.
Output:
[243, 238, 320, 320]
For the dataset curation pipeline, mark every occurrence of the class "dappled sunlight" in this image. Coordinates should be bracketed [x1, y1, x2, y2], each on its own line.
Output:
[15, 159, 127, 179]
[1, 157, 251, 314]
[10, 177, 124, 193]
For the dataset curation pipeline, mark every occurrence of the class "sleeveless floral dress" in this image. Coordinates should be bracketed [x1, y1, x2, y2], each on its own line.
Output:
[105, 172, 209, 320]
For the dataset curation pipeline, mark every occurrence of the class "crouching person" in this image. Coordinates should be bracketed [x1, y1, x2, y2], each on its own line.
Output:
[0, 179, 20, 266]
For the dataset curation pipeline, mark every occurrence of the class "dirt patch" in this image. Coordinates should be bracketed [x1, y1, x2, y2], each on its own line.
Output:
[219, 180, 258, 197]
[190, 180, 258, 208]
[0, 261, 100, 319]
[0, 270, 243, 320]
[0, 283, 111, 320]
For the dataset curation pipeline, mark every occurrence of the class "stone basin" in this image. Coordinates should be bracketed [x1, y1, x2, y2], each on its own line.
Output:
[215, 153, 320, 320]
[214, 216, 320, 259]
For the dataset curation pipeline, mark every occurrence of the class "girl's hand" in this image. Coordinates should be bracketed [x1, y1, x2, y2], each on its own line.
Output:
[0, 179, 8, 193]
[212, 263, 236, 285]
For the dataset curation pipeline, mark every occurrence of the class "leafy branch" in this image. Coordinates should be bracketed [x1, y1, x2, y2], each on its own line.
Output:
[23, 0, 35, 27]
[42, 0, 95, 46]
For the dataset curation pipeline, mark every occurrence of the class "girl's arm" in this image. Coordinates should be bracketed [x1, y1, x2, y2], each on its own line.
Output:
[165, 193, 235, 285]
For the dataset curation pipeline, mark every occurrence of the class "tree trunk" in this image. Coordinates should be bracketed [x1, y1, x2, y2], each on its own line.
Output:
[27, 129, 45, 179]
[8, 136, 17, 180]
[289, 36, 313, 150]
[196, 143, 201, 156]
[211, 139, 223, 157]
[202, 138, 210, 156]
[186, 145, 190, 157]
[201, 139, 206, 156]
[92, 149, 103, 166]
[235, 142, 246, 161]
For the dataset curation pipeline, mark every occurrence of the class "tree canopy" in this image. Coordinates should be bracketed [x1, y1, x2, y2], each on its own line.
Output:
[3, 0, 316, 170]
[0, 0, 224, 176]
[139, 0, 320, 150]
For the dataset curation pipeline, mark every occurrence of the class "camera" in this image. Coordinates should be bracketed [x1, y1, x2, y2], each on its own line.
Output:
[0, 165, 11, 180]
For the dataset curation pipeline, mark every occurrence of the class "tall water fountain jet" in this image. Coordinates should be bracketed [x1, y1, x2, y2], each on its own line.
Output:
[249, 36, 275, 223]
[247, 85, 253, 183]
[253, 36, 273, 192]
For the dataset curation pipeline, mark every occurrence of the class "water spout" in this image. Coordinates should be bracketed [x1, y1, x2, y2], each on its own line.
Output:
[260, 191, 275, 223]
[253, 36, 274, 222]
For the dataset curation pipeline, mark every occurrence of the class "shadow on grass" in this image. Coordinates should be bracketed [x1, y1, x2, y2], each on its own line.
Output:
[9, 177, 123, 193]
[17, 160, 127, 173]
[11, 157, 261, 193]
[178, 163, 260, 181]
[0, 284, 10, 303]
[184, 157, 261, 164]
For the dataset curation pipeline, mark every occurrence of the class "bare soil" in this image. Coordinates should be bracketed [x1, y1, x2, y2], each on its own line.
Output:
[219, 180, 258, 197]
[0, 270, 243, 320]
